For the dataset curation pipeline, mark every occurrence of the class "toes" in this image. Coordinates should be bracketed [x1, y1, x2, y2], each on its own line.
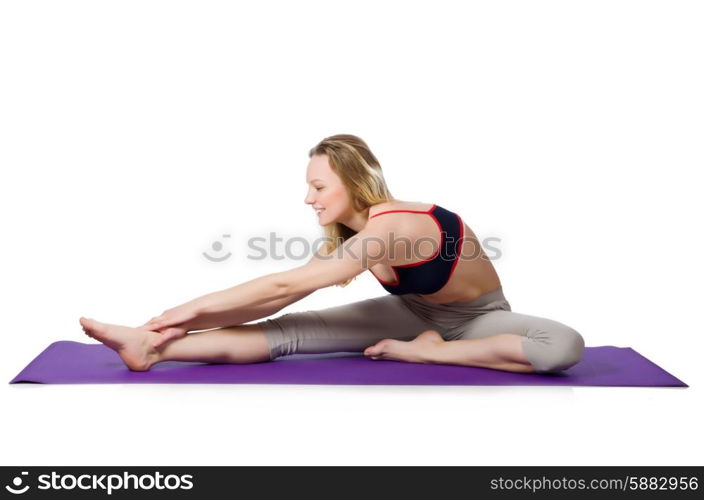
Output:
[365, 344, 382, 356]
[365, 339, 392, 359]
[80, 317, 94, 328]
[79, 317, 102, 338]
[79, 318, 91, 331]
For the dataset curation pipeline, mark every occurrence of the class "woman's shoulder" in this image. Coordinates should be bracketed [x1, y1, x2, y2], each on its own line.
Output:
[368, 200, 435, 218]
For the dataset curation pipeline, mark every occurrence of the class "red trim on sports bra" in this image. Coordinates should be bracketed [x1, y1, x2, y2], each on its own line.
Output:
[369, 203, 437, 219]
[445, 213, 465, 283]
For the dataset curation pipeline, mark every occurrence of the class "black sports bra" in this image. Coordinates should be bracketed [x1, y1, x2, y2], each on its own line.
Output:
[368, 204, 464, 295]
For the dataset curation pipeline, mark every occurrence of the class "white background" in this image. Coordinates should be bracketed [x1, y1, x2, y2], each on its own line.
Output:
[1, 0, 702, 466]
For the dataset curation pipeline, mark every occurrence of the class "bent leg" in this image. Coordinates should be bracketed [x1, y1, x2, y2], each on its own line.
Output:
[427, 333, 537, 372]
[447, 310, 586, 373]
[259, 294, 439, 359]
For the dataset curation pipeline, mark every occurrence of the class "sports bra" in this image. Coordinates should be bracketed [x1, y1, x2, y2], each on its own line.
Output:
[368, 203, 464, 295]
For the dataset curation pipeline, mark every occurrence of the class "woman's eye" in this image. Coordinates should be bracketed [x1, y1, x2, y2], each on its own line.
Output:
[315, 187, 323, 191]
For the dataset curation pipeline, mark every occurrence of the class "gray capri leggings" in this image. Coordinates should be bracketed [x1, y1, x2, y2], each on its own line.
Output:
[259, 287, 585, 373]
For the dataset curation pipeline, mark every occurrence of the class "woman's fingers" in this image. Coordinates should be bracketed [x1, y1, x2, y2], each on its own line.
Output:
[151, 327, 186, 348]
[139, 315, 165, 330]
[140, 305, 197, 333]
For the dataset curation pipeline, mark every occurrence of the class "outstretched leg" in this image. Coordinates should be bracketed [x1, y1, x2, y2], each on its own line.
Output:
[79, 292, 438, 371]
[79, 317, 271, 371]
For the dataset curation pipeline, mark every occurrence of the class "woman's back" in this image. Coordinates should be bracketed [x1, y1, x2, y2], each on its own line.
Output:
[366, 200, 502, 304]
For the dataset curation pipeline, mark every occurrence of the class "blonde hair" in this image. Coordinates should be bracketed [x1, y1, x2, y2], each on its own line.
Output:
[308, 134, 395, 287]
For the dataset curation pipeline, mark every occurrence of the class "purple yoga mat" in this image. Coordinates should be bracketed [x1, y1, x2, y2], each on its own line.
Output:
[9, 341, 687, 387]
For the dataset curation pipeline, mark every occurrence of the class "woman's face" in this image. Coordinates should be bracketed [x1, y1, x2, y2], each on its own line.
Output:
[304, 154, 352, 225]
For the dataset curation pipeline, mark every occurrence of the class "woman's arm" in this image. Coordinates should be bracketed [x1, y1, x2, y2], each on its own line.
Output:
[163, 248, 330, 332]
[180, 288, 315, 331]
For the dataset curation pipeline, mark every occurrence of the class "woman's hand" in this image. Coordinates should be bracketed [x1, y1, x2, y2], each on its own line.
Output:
[139, 302, 201, 332]
[138, 301, 203, 347]
[149, 325, 189, 348]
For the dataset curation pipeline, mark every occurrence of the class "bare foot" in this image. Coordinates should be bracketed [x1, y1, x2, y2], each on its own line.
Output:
[79, 317, 161, 371]
[364, 329, 444, 364]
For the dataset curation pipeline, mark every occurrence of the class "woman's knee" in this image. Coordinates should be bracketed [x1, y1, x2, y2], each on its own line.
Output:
[525, 326, 585, 373]
[258, 311, 326, 359]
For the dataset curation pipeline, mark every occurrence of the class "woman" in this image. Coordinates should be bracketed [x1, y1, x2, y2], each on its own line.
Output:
[80, 134, 585, 374]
